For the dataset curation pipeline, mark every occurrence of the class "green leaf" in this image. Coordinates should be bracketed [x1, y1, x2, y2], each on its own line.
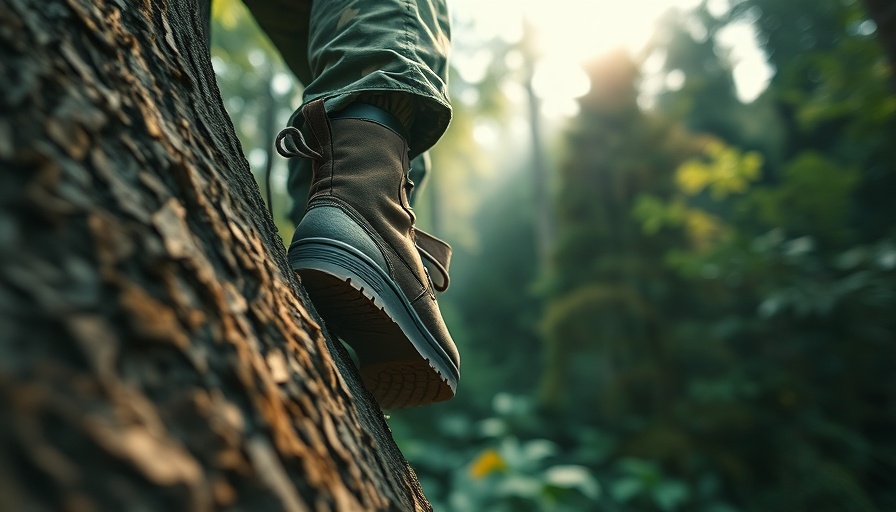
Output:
[610, 477, 644, 503]
[543, 465, 601, 500]
[652, 480, 689, 511]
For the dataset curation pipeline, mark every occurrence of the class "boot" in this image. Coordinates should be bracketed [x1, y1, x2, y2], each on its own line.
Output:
[277, 99, 459, 408]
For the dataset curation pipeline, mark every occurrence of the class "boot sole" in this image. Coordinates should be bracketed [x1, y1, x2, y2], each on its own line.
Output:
[289, 238, 458, 408]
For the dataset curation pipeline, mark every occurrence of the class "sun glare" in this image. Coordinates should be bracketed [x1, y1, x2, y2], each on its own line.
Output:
[452, 0, 769, 115]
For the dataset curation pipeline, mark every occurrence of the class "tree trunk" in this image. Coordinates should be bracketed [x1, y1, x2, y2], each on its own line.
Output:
[0, 0, 431, 510]
[521, 21, 555, 272]
[864, 0, 896, 88]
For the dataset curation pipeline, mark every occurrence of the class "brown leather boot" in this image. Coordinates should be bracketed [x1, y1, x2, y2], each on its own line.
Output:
[277, 99, 459, 408]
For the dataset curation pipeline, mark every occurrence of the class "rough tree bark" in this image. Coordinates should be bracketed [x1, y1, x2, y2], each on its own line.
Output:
[0, 0, 431, 510]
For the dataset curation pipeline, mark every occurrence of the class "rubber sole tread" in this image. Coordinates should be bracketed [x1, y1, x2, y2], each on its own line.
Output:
[298, 269, 454, 408]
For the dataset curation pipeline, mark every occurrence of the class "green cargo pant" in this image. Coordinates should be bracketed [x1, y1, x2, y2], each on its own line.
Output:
[240, 0, 452, 223]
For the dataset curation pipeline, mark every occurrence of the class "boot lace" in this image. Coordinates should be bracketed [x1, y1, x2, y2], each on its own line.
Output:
[274, 126, 321, 161]
[262, 127, 322, 218]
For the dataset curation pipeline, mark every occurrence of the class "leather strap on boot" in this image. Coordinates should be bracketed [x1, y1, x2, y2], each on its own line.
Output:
[415, 228, 451, 292]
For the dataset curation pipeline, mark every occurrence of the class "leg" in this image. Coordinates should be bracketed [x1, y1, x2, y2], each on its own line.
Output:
[240, 0, 314, 85]
[244, 0, 451, 156]
[301, 0, 451, 157]
[250, 0, 459, 408]
[243, 0, 440, 225]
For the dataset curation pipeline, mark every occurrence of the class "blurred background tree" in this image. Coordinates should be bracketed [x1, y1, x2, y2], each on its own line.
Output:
[211, 0, 895, 509]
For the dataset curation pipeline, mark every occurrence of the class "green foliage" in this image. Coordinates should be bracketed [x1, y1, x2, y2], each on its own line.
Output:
[210, 0, 301, 241]
[535, 1, 896, 510]
[634, 141, 763, 249]
[391, 395, 606, 511]
[748, 152, 858, 241]
[456, 439, 601, 511]
[674, 142, 762, 200]
[610, 459, 690, 512]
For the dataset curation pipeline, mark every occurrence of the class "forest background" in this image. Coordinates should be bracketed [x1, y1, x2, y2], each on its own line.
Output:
[210, 0, 896, 510]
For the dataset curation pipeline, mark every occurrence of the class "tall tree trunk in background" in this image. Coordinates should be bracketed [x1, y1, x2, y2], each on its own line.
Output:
[521, 21, 554, 271]
[0, 1, 431, 510]
[864, 0, 896, 88]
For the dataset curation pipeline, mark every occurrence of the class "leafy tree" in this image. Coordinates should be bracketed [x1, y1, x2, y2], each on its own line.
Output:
[632, 0, 896, 508]
[537, 1, 896, 510]
[540, 50, 703, 416]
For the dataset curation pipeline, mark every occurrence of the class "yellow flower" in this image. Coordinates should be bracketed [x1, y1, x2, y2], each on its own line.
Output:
[469, 449, 508, 479]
